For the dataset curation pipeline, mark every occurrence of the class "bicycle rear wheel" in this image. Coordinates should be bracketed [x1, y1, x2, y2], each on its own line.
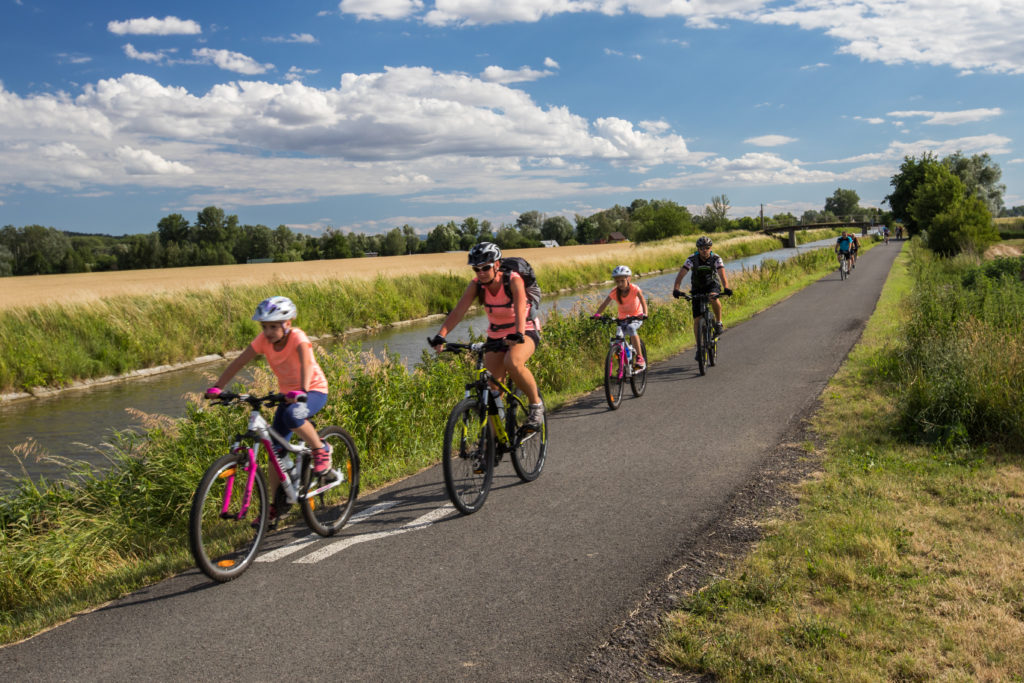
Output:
[443, 397, 494, 514]
[189, 452, 267, 582]
[300, 426, 360, 536]
[604, 344, 625, 409]
[630, 340, 648, 396]
[509, 389, 547, 482]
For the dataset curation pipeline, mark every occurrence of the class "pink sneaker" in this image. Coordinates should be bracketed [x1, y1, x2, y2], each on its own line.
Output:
[635, 356, 646, 370]
[312, 443, 333, 474]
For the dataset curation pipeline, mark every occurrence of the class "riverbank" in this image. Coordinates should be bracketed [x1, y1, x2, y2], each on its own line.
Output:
[657, 241, 1024, 679]
[0, 229, 840, 397]
[0, 239, 851, 645]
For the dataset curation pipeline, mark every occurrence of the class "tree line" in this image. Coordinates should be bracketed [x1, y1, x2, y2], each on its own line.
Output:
[6, 164, 1005, 278]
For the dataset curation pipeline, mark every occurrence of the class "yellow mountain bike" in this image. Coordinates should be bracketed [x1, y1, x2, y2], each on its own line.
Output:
[436, 338, 548, 514]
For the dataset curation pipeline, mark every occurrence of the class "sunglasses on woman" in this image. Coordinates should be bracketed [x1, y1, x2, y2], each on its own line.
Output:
[471, 264, 494, 272]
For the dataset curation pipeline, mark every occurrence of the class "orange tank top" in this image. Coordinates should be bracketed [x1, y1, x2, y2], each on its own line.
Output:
[475, 271, 539, 339]
[250, 327, 329, 393]
[610, 283, 644, 318]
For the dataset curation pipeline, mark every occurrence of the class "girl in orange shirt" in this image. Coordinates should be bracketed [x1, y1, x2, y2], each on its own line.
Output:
[205, 296, 331, 525]
[593, 265, 648, 369]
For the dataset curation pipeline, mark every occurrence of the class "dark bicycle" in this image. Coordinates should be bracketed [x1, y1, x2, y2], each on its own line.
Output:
[595, 315, 648, 409]
[680, 291, 731, 376]
[434, 337, 548, 514]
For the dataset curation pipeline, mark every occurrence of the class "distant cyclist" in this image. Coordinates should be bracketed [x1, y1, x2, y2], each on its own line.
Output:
[672, 236, 733, 361]
[593, 264, 648, 369]
[883, 225, 890, 244]
[429, 242, 544, 431]
[835, 231, 854, 270]
[850, 232, 861, 269]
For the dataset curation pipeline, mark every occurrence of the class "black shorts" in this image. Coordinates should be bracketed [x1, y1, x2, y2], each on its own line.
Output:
[489, 330, 540, 348]
[690, 286, 721, 318]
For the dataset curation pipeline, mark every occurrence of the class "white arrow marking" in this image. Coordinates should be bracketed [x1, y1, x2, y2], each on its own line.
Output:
[295, 505, 455, 564]
[256, 500, 400, 563]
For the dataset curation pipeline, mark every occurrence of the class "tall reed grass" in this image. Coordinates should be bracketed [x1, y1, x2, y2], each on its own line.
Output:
[895, 241, 1024, 448]
[0, 244, 843, 644]
[0, 230, 839, 393]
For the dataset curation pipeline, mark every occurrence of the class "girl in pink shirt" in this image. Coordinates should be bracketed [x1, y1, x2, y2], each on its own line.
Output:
[206, 296, 331, 525]
[593, 265, 648, 369]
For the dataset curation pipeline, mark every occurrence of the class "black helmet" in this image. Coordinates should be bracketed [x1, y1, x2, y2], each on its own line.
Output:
[696, 235, 713, 249]
[468, 242, 502, 266]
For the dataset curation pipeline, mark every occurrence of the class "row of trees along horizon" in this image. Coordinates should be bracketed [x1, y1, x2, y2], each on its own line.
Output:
[1, 151, 1016, 277]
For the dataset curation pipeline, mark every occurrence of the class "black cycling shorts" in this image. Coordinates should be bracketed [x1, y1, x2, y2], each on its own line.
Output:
[691, 285, 721, 318]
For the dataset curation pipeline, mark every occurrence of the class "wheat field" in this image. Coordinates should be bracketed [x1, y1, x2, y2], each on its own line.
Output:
[10, 242, 639, 308]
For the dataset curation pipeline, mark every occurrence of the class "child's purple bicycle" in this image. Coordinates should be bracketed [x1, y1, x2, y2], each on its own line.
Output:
[596, 315, 648, 409]
[189, 391, 360, 582]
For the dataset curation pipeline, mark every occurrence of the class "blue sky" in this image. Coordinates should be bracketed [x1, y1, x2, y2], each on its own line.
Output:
[1, 0, 1022, 236]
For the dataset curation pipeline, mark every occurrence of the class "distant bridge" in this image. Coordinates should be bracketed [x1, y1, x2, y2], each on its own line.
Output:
[763, 217, 882, 247]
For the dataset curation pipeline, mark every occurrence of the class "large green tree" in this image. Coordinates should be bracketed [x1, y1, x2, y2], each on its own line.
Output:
[909, 164, 997, 255]
[632, 200, 693, 242]
[942, 151, 1005, 215]
[541, 215, 574, 244]
[885, 153, 940, 236]
[824, 188, 860, 217]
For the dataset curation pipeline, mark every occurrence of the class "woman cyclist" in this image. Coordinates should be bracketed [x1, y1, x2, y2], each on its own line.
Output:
[205, 296, 332, 527]
[429, 242, 544, 430]
[593, 265, 648, 369]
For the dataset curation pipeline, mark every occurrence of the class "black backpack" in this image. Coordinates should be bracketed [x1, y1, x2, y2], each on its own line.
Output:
[477, 256, 541, 321]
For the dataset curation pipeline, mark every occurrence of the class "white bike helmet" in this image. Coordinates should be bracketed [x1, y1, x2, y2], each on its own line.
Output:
[252, 296, 297, 322]
[468, 241, 502, 266]
[612, 265, 632, 277]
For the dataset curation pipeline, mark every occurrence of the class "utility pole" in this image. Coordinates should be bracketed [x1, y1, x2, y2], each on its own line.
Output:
[760, 204, 765, 231]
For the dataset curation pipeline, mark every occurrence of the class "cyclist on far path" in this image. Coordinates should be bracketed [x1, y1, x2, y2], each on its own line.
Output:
[429, 242, 544, 431]
[850, 232, 861, 269]
[835, 231, 854, 271]
[593, 264, 649, 369]
[206, 296, 332, 527]
[672, 236, 733, 362]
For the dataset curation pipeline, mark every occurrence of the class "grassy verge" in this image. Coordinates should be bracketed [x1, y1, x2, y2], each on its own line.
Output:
[0, 229, 839, 394]
[659, 241, 1024, 680]
[0, 239, 849, 645]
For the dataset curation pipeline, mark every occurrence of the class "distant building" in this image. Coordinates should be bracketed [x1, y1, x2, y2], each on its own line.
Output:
[540, 240, 559, 248]
[598, 231, 628, 244]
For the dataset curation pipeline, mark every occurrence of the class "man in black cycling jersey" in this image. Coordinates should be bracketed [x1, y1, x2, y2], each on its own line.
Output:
[672, 236, 733, 361]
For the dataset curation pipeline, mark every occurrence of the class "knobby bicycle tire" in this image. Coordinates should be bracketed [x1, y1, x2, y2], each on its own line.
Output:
[443, 397, 495, 514]
[189, 452, 268, 582]
[708, 326, 717, 367]
[630, 340, 648, 396]
[696, 318, 707, 376]
[509, 388, 547, 482]
[300, 425, 360, 536]
[604, 343, 625, 409]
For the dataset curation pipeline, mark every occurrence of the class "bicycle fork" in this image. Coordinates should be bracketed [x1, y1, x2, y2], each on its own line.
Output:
[221, 445, 258, 521]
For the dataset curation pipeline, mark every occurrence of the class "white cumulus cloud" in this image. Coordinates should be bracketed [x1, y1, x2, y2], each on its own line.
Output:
[480, 65, 553, 83]
[340, 0, 424, 21]
[745, 134, 797, 147]
[886, 107, 1003, 125]
[192, 48, 274, 75]
[108, 16, 201, 36]
[116, 146, 194, 175]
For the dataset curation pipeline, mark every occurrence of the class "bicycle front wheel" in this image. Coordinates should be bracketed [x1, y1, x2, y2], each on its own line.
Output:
[696, 320, 707, 376]
[300, 426, 360, 536]
[189, 452, 267, 582]
[840, 259, 847, 280]
[630, 340, 648, 397]
[604, 344, 625, 409]
[443, 398, 494, 514]
[509, 389, 547, 482]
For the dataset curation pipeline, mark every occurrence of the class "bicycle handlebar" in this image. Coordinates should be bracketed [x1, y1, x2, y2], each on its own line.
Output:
[438, 337, 511, 354]
[678, 291, 731, 302]
[204, 391, 305, 408]
[594, 314, 647, 325]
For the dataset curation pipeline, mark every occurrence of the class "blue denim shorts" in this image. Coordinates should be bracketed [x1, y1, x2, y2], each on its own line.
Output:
[272, 390, 328, 441]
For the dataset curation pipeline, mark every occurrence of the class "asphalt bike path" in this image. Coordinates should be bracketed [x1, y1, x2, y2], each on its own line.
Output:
[0, 243, 903, 681]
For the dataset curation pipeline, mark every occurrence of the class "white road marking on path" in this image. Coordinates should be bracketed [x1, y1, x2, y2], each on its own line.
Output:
[295, 504, 455, 564]
[256, 500, 400, 563]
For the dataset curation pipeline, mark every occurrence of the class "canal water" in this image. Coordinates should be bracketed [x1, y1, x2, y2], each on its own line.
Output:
[0, 238, 836, 487]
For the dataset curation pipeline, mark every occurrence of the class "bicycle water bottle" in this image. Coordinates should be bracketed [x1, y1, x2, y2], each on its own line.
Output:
[489, 389, 505, 420]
